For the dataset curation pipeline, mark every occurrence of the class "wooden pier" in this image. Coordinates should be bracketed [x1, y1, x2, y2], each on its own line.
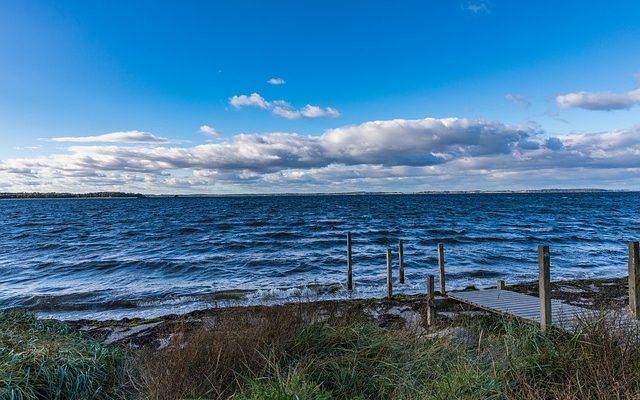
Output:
[345, 233, 640, 333]
[449, 289, 592, 332]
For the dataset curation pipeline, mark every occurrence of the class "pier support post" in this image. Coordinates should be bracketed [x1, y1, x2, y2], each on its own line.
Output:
[437, 242, 446, 295]
[398, 240, 405, 284]
[538, 245, 551, 332]
[386, 248, 393, 299]
[628, 241, 640, 319]
[427, 274, 435, 326]
[346, 232, 353, 290]
[496, 280, 505, 290]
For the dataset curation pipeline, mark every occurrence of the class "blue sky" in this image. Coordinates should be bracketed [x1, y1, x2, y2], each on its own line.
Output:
[1, 1, 640, 193]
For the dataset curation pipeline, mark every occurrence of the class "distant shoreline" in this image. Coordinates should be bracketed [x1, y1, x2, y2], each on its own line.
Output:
[0, 192, 146, 199]
[0, 188, 633, 199]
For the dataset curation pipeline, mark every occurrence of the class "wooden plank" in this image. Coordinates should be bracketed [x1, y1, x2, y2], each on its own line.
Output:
[438, 243, 445, 295]
[346, 232, 353, 290]
[538, 245, 552, 332]
[629, 241, 640, 320]
[398, 240, 405, 284]
[386, 248, 393, 299]
[427, 274, 435, 326]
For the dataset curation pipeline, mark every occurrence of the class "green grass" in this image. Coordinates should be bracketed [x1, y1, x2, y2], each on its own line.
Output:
[0, 310, 130, 400]
[4, 306, 640, 399]
[272, 321, 501, 400]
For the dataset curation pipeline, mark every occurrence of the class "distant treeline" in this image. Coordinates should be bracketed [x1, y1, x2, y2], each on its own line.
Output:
[0, 192, 145, 199]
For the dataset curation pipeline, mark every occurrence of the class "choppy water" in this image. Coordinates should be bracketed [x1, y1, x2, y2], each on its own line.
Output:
[0, 193, 638, 320]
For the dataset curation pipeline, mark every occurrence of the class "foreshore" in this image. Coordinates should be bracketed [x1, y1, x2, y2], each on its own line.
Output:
[68, 275, 630, 349]
[3, 275, 639, 399]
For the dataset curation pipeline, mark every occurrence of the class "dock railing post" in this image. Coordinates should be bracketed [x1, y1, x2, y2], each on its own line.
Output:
[628, 241, 640, 320]
[346, 232, 353, 290]
[437, 242, 446, 295]
[496, 280, 505, 290]
[398, 239, 405, 284]
[538, 245, 551, 332]
[427, 274, 435, 326]
[386, 248, 393, 299]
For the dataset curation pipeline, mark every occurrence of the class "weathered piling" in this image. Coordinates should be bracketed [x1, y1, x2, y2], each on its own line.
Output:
[398, 239, 405, 284]
[386, 248, 393, 299]
[427, 274, 435, 326]
[496, 280, 505, 290]
[538, 245, 551, 332]
[437, 242, 446, 295]
[346, 232, 353, 290]
[629, 241, 640, 319]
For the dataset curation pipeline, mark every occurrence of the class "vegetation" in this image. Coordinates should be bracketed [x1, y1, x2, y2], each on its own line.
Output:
[0, 192, 145, 199]
[2, 307, 640, 399]
[0, 310, 130, 400]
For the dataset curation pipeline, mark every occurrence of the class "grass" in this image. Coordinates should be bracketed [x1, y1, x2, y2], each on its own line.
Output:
[0, 310, 130, 400]
[3, 305, 640, 399]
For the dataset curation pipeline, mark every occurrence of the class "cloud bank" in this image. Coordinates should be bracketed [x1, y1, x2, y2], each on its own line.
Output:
[556, 88, 640, 110]
[49, 131, 169, 143]
[230, 92, 340, 120]
[3, 117, 640, 193]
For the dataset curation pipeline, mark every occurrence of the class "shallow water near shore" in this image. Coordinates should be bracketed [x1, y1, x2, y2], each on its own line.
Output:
[0, 192, 638, 320]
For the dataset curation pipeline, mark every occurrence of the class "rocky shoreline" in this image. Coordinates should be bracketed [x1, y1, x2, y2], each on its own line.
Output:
[68, 276, 631, 350]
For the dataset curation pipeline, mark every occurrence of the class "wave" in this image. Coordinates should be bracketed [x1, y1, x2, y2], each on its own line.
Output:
[0, 192, 635, 320]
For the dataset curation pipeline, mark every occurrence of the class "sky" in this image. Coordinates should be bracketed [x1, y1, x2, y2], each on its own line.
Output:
[1, 0, 640, 194]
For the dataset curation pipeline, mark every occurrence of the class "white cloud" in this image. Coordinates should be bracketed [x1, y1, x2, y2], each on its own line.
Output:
[5, 117, 640, 193]
[505, 94, 531, 108]
[229, 92, 340, 119]
[267, 77, 286, 85]
[48, 130, 169, 143]
[229, 93, 270, 109]
[199, 125, 221, 137]
[463, 2, 489, 13]
[272, 104, 340, 120]
[556, 88, 640, 110]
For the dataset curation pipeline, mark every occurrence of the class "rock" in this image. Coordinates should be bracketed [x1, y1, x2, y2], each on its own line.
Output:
[103, 321, 163, 345]
[437, 312, 457, 320]
[426, 326, 478, 348]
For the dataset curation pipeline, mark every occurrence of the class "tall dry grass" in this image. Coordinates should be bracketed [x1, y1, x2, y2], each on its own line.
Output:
[133, 306, 307, 400]
[134, 307, 640, 400]
[5, 303, 640, 399]
[498, 311, 640, 400]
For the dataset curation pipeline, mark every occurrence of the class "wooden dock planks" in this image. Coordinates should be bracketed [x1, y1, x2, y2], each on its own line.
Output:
[449, 289, 593, 332]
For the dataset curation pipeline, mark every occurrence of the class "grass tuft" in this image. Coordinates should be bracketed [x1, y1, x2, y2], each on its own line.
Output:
[0, 310, 130, 400]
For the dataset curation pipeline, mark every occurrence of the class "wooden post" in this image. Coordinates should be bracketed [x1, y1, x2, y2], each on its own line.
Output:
[538, 245, 551, 332]
[398, 239, 405, 284]
[628, 241, 640, 320]
[386, 248, 393, 299]
[427, 274, 435, 326]
[346, 232, 353, 290]
[496, 280, 505, 290]
[437, 242, 446, 295]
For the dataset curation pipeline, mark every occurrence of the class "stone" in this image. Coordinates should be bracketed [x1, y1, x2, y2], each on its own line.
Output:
[103, 321, 163, 345]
